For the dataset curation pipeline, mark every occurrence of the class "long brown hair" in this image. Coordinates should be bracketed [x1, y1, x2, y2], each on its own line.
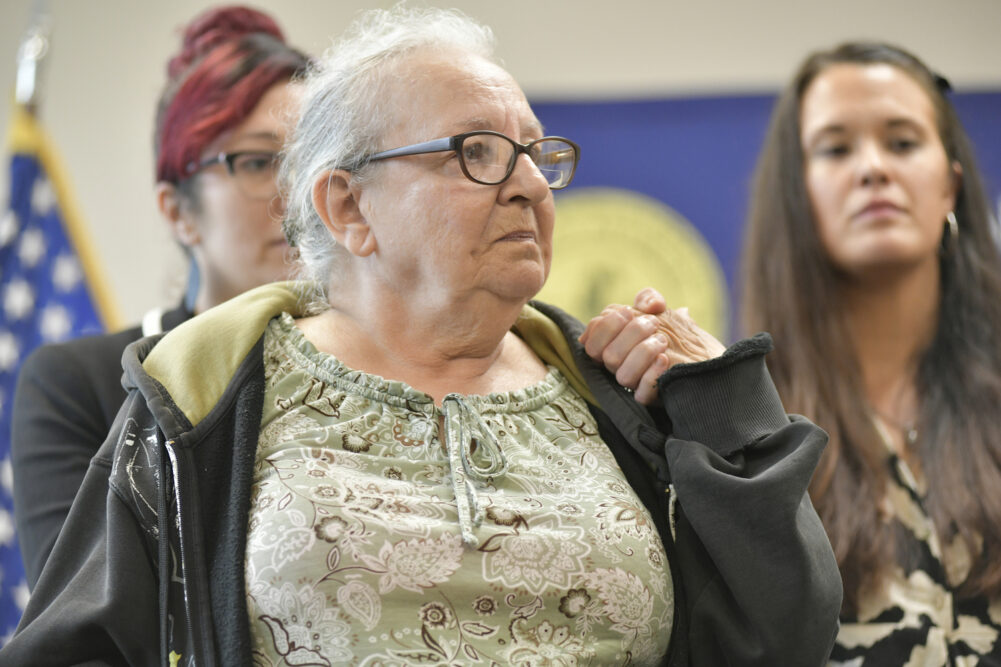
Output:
[741, 41, 1001, 611]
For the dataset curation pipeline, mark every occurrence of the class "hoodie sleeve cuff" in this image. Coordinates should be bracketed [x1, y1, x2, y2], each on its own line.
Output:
[656, 332, 789, 458]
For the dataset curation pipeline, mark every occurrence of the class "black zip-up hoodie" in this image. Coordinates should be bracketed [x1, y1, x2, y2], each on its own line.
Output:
[2, 282, 841, 666]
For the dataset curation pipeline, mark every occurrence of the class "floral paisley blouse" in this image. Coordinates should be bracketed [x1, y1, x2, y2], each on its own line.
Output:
[245, 313, 674, 666]
[829, 421, 1001, 666]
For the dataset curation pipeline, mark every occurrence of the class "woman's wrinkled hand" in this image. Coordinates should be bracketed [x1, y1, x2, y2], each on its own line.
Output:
[578, 287, 727, 405]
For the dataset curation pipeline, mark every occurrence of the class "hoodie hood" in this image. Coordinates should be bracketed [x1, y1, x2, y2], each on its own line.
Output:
[126, 282, 596, 434]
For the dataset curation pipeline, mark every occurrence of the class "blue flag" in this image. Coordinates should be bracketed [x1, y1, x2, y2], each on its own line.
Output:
[0, 106, 119, 641]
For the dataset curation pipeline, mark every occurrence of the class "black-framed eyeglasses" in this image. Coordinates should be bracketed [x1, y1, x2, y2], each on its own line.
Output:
[187, 151, 279, 200]
[363, 130, 580, 189]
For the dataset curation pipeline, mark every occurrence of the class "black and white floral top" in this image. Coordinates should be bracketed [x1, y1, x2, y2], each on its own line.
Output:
[244, 313, 674, 666]
[829, 421, 1001, 666]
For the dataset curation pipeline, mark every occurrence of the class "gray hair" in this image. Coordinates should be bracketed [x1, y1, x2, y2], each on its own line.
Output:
[280, 5, 498, 307]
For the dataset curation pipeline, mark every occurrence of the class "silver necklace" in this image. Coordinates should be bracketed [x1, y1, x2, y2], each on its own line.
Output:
[874, 408, 919, 446]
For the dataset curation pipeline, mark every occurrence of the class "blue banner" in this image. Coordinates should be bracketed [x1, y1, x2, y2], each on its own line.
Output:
[532, 92, 1001, 339]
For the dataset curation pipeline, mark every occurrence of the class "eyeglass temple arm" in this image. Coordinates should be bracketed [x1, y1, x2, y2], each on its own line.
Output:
[367, 137, 456, 162]
[194, 152, 229, 170]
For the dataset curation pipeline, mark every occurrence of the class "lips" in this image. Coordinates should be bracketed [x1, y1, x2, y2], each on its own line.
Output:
[497, 230, 537, 242]
[854, 200, 905, 221]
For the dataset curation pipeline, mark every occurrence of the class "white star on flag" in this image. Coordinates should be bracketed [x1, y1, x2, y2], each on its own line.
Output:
[39, 304, 72, 342]
[17, 228, 46, 268]
[12, 581, 28, 612]
[0, 457, 11, 497]
[2, 280, 34, 321]
[30, 179, 54, 214]
[52, 254, 82, 291]
[0, 509, 13, 548]
[0, 334, 17, 372]
[0, 212, 17, 248]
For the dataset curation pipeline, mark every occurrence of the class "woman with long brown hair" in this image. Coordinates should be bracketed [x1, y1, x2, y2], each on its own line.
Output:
[742, 42, 1001, 662]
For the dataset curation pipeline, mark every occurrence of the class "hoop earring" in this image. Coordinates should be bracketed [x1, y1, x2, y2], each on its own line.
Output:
[946, 211, 959, 246]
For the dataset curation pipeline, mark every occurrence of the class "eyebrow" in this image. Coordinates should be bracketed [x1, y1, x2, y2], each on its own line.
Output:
[805, 117, 924, 142]
[230, 131, 282, 145]
[807, 124, 844, 136]
[885, 118, 924, 131]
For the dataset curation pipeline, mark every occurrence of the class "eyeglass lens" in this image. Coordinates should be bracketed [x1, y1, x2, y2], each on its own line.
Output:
[459, 135, 576, 188]
[230, 152, 279, 200]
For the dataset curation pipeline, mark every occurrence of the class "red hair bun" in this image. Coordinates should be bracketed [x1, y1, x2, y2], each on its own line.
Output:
[154, 6, 308, 184]
[167, 6, 285, 80]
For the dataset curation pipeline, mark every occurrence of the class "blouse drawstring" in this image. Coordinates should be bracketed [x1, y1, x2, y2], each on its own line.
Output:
[441, 394, 508, 547]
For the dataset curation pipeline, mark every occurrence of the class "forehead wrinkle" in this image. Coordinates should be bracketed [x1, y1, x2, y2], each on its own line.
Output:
[452, 115, 544, 136]
[389, 51, 544, 147]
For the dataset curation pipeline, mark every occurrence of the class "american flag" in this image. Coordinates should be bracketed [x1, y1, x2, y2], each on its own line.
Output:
[0, 106, 119, 641]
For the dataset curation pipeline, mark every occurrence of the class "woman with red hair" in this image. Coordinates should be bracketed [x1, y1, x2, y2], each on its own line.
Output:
[11, 5, 309, 587]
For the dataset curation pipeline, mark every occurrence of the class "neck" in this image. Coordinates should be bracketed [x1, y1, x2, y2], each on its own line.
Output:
[189, 256, 242, 314]
[839, 260, 940, 424]
[300, 275, 542, 403]
[193, 282, 238, 315]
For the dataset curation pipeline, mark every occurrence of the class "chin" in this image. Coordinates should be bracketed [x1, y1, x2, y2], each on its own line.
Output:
[499, 274, 547, 303]
[836, 235, 934, 268]
[838, 252, 937, 282]
[476, 253, 549, 303]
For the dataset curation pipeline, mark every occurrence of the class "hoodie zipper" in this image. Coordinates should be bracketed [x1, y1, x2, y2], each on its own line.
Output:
[158, 439, 171, 666]
[165, 440, 213, 666]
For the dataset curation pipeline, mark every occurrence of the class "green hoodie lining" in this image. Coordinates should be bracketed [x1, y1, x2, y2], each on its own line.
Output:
[143, 282, 595, 428]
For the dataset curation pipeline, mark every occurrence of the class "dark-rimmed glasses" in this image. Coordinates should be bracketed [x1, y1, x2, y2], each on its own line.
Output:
[188, 151, 279, 200]
[363, 131, 580, 189]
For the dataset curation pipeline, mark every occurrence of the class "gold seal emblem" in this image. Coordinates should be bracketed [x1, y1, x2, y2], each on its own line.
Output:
[536, 187, 729, 339]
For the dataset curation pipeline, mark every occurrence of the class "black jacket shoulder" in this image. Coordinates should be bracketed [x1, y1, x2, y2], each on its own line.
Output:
[11, 305, 190, 586]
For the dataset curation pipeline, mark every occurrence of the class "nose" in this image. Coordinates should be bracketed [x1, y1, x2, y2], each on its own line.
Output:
[499, 152, 551, 205]
[856, 140, 890, 187]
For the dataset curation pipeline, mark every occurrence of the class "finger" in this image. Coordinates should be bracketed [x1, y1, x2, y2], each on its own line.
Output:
[633, 287, 667, 315]
[599, 315, 661, 372]
[614, 333, 669, 389]
[580, 305, 631, 345]
[581, 307, 635, 360]
[632, 353, 670, 405]
[579, 304, 627, 345]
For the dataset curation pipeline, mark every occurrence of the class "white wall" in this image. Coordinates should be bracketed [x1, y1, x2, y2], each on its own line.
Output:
[3, 0, 1001, 325]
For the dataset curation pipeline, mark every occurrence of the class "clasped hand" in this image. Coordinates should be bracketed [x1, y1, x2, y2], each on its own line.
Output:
[578, 287, 727, 405]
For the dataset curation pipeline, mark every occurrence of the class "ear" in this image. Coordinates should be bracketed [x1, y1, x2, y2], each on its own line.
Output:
[311, 169, 377, 257]
[156, 182, 200, 248]
[949, 160, 964, 208]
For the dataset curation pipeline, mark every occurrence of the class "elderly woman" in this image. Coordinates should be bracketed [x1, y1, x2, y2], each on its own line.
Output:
[3, 7, 840, 666]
